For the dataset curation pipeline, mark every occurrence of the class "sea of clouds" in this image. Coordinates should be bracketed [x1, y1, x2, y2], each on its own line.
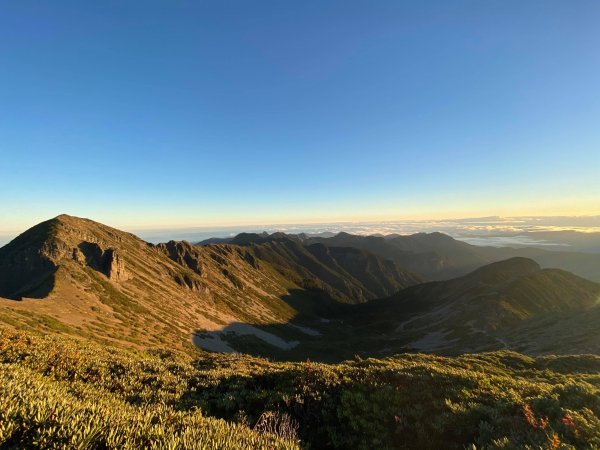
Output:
[1, 216, 598, 249]
[133, 216, 600, 249]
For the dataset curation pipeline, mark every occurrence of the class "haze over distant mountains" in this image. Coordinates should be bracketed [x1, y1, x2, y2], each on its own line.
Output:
[200, 227, 600, 282]
[3, 215, 599, 249]
[1, 214, 599, 361]
[141, 215, 600, 252]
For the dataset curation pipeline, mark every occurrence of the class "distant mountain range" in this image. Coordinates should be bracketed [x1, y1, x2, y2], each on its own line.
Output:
[200, 229, 600, 282]
[1, 214, 599, 361]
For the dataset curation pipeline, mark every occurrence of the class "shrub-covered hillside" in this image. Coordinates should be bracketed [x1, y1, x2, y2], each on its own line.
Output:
[0, 328, 298, 450]
[1, 327, 599, 449]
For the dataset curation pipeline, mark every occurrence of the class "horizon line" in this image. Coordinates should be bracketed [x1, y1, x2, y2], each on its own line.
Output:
[1, 212, 600, 236]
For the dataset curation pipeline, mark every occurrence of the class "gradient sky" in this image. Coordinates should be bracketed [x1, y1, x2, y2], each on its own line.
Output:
[1, 1, 599, 233]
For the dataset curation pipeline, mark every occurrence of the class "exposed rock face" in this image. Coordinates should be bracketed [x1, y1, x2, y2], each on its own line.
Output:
[104, 249, 129, 282]
[41, 241, 72, 262]
[72, 247, 86, 264]
[240, 250, 260, 269]
[77, 242, 129, 282]
[173, 272, 202, 292]
[157, 241, 205, 277]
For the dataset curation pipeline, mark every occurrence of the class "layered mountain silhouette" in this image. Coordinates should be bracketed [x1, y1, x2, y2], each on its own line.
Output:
[200, 230, 600, 282]
[1, 214, 599, 360]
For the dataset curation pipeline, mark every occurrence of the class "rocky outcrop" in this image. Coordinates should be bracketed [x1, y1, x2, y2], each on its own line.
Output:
[157, 241, 206, 277]
[0, 216, 137, 298]
[172, 271, 204, 292]
[104, 249, 129, 282]
[72, 247, 86, 264]
[77, 242, 129, 282]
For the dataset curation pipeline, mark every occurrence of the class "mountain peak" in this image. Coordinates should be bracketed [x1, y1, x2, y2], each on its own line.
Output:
[48, 213, 91, 227]
[0, 215, 139, 299]
[54, 213, 76, 221]
[466, 257, 541, 284]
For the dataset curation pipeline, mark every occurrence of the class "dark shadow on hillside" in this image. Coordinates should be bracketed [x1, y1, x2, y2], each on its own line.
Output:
[0, 262, 56, 300]
[191, 284, 538, 362]
[191, 288, 426, 363]
[78, 242, 116, 278]
[78, 242, 105, 270]
[277, 288, 353, 320]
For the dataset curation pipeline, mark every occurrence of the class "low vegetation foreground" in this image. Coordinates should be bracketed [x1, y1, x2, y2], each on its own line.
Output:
[1, 327, 600, 449]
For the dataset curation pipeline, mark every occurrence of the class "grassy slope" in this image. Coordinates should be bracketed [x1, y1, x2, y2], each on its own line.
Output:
[0, 215, 308, 353]
[229, 236, 424, 303]
[0, 215, 423, 358]
[1, 326, 599, 449]
[2, 256, 598, 363]
[340, 259, 600, 357]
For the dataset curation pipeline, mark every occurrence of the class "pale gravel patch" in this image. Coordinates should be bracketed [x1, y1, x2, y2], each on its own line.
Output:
[192, 332, 235, 353]
[287, 323, 321, 336]
[193, 322, 300, 352]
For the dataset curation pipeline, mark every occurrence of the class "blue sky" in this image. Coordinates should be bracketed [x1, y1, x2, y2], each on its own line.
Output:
[1, 1, 599, 233]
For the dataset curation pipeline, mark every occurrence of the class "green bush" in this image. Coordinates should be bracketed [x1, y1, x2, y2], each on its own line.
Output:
[0, 328, 297, 449]
[1, 327, 599, 449]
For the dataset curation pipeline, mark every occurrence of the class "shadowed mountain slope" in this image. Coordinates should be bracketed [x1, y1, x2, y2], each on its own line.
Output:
[220, 233, 424, 303]
[0, 215, 305, 352]
[0, 215, 420, 356]
[381, 257, 599, 327]
[1, 216, 599, 361]
[301, 231, 600, 281]
[155, 235, 423, 305]
[340, 257, 600, 358]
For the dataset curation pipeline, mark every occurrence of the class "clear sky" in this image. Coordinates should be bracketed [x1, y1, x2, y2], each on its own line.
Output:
[1, 1, 599, 233]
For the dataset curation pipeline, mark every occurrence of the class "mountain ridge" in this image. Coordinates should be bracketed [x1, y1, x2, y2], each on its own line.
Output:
[199, 229, 600, 282]
[1, 214, 599, 361]
[0, 215, 423, 356]
[347, 257, 600, 356]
